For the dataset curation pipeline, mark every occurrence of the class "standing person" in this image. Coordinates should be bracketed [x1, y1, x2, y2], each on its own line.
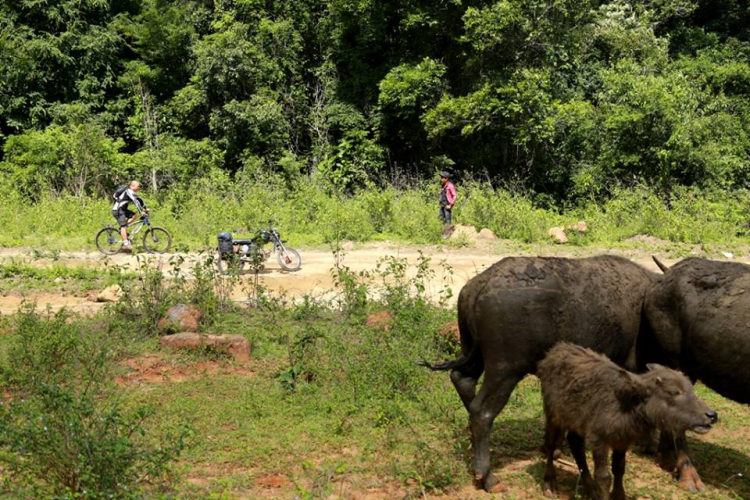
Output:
[112, 180, 149, 249]
[439, 170, 456, 237]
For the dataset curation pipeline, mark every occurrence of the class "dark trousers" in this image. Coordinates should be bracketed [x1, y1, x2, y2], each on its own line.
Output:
[439, 206, 452, 225]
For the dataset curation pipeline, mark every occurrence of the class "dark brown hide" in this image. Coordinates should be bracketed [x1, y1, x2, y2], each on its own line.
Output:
[645, 257, 750, 404]
[422, 256, 657, 492]
[643, 257, 750, 490]
[538, 343, 715, 500]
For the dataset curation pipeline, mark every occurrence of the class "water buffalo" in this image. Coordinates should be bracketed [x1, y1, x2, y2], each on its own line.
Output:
[643, 256, 750, 490]
[422, 255, 657, 492]
[538, 343, 716, 500]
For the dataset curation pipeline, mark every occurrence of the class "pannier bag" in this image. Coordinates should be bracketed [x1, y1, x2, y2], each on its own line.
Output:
[217, 232, 234, 258]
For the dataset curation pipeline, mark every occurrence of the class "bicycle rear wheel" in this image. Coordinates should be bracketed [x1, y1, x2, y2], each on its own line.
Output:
[96, 227, 123, 255]
[277, 247, 301, 272]
[142, 227, 172, 253]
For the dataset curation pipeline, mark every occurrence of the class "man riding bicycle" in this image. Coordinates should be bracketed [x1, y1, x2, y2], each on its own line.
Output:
[112, 180, 149, 249]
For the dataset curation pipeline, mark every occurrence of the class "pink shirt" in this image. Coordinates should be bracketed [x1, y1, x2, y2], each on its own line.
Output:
[445, 182, 456, 205]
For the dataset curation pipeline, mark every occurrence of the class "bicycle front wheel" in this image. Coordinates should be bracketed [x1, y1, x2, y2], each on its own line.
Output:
[96, 227, 123, 255]
[277, 247, 301, 272]
[142, 227, 172, 253]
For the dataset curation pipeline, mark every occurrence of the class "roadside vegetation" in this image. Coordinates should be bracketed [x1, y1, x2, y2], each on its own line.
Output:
[0, 181, 748, 252]
[0, 256, 748, 499]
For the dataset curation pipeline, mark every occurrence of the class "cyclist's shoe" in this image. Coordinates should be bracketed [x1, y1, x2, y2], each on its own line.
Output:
[122, 240, 132, 249]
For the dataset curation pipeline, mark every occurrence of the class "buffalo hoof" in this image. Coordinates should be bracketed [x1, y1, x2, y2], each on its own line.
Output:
[677, 465, 706, 492]
[478, 472, 505, 493]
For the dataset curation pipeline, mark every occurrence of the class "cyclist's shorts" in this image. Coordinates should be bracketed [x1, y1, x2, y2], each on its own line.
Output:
[112, 208, 135, 228]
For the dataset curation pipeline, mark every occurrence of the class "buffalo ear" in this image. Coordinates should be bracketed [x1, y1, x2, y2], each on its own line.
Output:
[616, 370, 650, 410]
[646, 363, 666, 372]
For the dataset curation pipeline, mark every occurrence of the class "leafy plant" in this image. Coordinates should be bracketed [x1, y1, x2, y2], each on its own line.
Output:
[0, 305, 189, 498]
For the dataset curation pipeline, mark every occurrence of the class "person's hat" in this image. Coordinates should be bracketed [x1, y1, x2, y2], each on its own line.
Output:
[439, 170, 451, 179]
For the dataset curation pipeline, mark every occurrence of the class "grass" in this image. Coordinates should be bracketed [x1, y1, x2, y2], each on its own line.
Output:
[1, 182, 749, 252]
[0, 254, 749, 499]
[0, 259, 135, 294]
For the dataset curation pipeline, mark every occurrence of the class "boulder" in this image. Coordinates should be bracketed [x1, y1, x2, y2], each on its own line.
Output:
[437, 320, 460, 343]
[548, 227, 568, 244]
[478, 228, 498, 240]
[567, 221, 588, 233]
[157, 304, 203, 333]
[96, 285, 123, 302]
[365, 310, 394, 331]
[160, 333, 252, 362]
[449, 224, 479, 241]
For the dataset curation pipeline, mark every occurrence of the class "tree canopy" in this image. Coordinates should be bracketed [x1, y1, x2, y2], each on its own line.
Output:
[2, 0, 750, 200]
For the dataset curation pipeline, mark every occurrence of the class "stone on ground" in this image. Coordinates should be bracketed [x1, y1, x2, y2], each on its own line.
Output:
[157, 304, 204, 333]
[160, 333, 252, 362]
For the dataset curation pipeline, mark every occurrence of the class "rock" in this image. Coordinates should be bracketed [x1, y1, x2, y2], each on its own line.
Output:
[160, 332, 202, 349]
[478, 228, 497, 240]
[53, 277, 64, 283]
[157, 304, 204, 333]
[365, 310, 393, 331]
[449, 224, 479, 241]
[96, 285, 123, 302]
[438, 320, 460, 343]
[160, 333, 252, 362]
[566, 221, 588, 233]
[548, 227, 568, 244]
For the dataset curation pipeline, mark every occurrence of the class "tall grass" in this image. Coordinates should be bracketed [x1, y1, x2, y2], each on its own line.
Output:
[1, 181, 748, 250]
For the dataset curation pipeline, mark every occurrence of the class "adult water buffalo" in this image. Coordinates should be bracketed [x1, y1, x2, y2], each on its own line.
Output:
[643, 256, 750, 491]
[422, 255, 657, 492]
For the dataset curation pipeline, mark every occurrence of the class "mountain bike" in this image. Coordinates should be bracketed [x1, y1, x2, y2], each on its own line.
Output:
[217, 220, 301, 274]
[95, 213, 172, 255]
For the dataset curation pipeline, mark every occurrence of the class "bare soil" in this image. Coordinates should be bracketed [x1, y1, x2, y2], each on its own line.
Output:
[1, 240, 741, 314]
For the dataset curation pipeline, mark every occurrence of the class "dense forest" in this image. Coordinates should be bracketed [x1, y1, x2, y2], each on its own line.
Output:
[2, 0, 750, 203]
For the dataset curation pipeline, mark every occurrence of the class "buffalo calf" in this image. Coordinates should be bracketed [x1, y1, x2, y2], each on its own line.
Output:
[538, 343, 716, 500]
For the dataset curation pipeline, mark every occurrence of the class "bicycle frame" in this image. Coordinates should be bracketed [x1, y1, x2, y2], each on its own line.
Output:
[107, 216, 151, 235]
[126, 216, 150, 234]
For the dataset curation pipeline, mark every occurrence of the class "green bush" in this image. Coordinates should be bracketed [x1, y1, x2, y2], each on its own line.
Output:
[0, 306, 188, 498]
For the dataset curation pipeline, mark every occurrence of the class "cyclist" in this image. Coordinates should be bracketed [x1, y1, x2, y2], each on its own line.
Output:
[112, 180, 149, 249]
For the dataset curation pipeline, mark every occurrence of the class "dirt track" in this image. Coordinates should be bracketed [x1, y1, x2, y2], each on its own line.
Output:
[0, 240, 744, 315]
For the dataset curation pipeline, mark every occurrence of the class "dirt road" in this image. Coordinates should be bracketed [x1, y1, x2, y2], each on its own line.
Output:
[0, 240, 741, 314]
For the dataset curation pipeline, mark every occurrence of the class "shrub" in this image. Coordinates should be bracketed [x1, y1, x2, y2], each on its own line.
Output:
[0, 305, 188, 498]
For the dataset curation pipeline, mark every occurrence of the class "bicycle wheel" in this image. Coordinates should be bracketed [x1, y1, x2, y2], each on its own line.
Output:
[217, 250, 245, 275]
[96, 227, 123, 255]
[142, 227, 172, 253]
[277, 247, 301, 272]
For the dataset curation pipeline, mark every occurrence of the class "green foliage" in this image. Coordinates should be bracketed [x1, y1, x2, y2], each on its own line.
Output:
[111, 255, 237, 335]
[3, 0, 750, 202]
[0, 305, 188, 498]
[0, 122, 128, 199]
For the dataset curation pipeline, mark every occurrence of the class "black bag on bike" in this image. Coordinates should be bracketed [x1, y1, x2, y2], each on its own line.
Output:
[217, 232, 234, 258]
